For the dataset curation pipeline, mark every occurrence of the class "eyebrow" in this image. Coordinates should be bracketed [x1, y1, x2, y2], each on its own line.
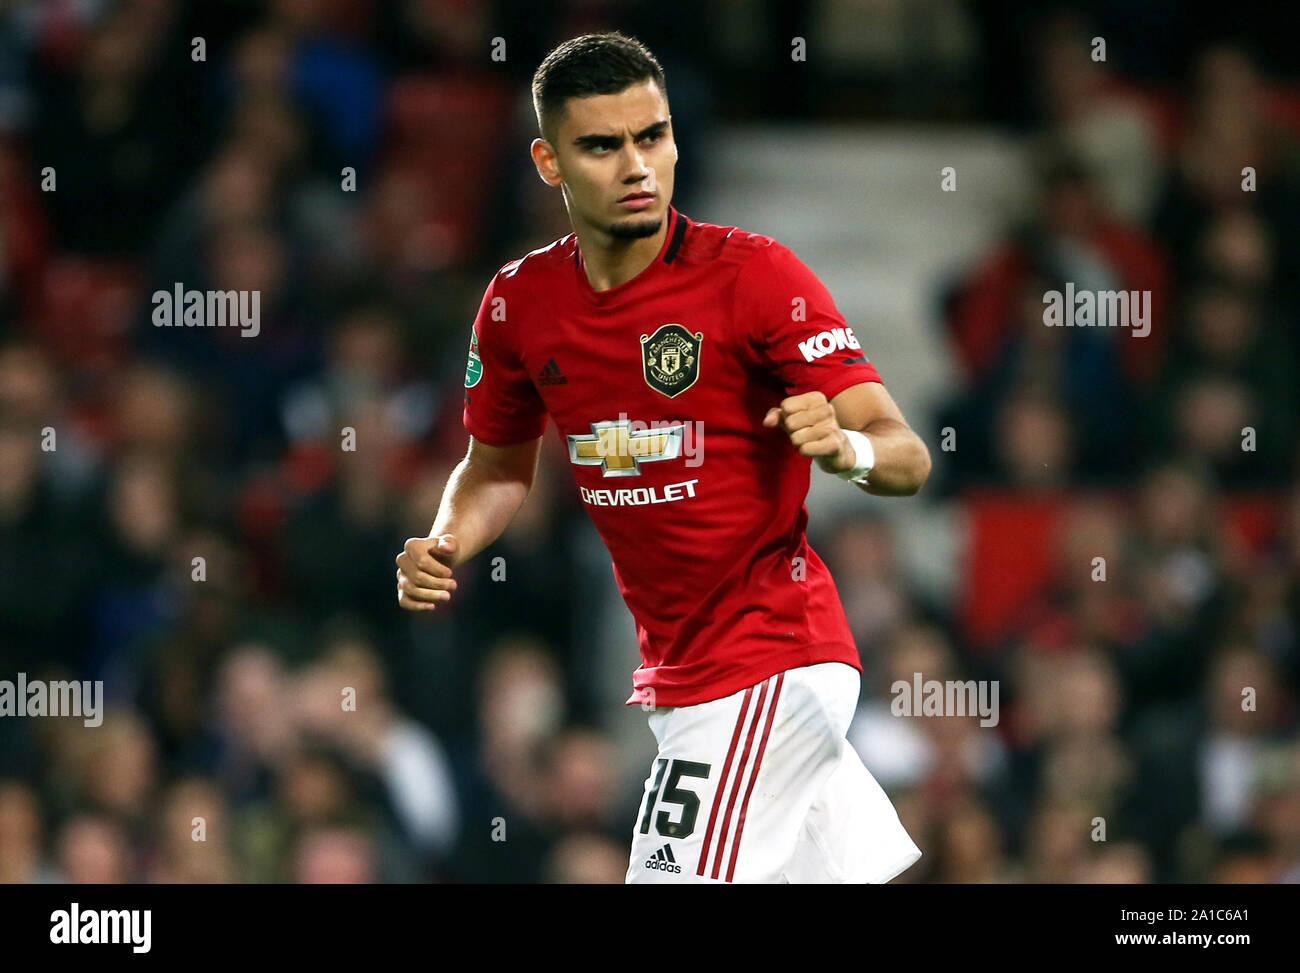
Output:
[572, 120, 669, 149]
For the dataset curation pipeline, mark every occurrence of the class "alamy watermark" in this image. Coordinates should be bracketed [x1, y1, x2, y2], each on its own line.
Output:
[891, 672, 1000, 727]
[0, 673, 103, 727]
[151, 283, 260, 337]
[1042, 284, 1151, 338]
[50, 903, 150, 953]
[598, 413, 705, 468]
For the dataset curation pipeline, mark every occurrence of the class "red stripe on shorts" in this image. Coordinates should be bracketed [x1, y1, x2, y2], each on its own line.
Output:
[710, 676, 772, 879]
[695, 685, 754, 876]
[725, 671, 784, 882]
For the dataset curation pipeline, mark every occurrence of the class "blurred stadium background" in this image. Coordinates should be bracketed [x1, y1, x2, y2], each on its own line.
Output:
[1, 0, 1299, 884]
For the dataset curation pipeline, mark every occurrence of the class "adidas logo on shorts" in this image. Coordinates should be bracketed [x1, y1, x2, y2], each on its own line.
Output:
[644, 844, 681, 873]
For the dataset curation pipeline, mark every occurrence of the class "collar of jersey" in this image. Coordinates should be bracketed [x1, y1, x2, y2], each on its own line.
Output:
[574, 205, 685, 304]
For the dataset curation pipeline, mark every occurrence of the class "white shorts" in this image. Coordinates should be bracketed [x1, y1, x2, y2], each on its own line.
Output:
[626, 661, 922, 883]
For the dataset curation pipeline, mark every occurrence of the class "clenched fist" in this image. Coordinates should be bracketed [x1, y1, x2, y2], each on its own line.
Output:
[395, 533, 460, 611]
[762, 391, 856, 475]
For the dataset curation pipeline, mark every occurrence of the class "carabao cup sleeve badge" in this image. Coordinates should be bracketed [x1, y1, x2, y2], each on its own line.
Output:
[465, 330, 483, 388]
[640, 323, 703, 398]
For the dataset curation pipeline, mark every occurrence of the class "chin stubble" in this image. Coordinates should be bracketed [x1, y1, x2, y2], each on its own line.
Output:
[607, 217, 664, 240]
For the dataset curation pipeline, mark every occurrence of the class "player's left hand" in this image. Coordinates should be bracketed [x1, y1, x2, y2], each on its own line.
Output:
[763, 391, 856, 475]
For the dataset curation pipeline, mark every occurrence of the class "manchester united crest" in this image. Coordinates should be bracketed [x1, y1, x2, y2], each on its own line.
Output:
[640, 323, 703, 398]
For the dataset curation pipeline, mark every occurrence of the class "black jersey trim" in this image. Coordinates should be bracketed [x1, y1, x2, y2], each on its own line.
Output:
[662, 208, 687, 264]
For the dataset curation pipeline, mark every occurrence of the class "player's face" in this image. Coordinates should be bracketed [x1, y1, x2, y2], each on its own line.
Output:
[540, 80, 677, 240]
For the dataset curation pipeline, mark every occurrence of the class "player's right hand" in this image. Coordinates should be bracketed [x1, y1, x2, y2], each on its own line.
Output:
[395, 533, 459, 611]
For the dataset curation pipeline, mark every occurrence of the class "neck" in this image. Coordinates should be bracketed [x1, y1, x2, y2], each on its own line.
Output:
[574, 211, 671, 291]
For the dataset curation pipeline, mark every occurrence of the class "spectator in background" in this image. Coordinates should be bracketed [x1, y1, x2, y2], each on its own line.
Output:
[0, 404, 98, 676]
[281, 395, 409, 633]
[147, 776, 236, 883]
[1035, 650, 1133, 826]
[28, 0, 205, 255]
[1124, 462, 1231, 704]
[54, 813, 133, 884]
[947, 149, 1169, 390]
[1147, 276, 1296, 485]
[933, 798, 1014, 884]
[1079, 841, 1153, 883]
[92, 451, 191, 685]
[135, 527, 254, 774]
[939, 150, 1169, 490]
[1022, 797, 1093, 883]
[75, 714, 157, 829]
[545, 831, 629, 885]
[1192, 206, 1274, 292]
[291, 629, 460, 864]
[1034, 502, 1145, 652]
[446, 637, 568, 883]
[821, 515, 915, 672]
[1199, 643, 1288, 835]
[990, 385, 1076, 488]
[0, 343, 91, 515]
[1212, 830, 1278, 883]
[1154, 44, 1300, 315]
[536, 728, 622, 840]
[108, 363, 199, 464]
[292, 824, 377, 884]
[235, 743, 397, 883]
[0, 779, 48, 883]
[1032, 9, 1163, 225]
[212, 644, 296, 806]
[260, 0, 383, 175]
[279, 302, 441, 471]
[1254, 743, 1300, 881]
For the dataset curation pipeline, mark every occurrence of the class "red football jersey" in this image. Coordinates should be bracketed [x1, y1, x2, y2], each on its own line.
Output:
[463, 206, 884, 707]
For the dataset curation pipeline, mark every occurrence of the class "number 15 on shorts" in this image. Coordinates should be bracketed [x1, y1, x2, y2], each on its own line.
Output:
[639, 759, 711, 839]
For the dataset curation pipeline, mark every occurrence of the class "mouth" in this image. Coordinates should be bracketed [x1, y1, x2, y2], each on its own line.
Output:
[617, 191, 656, 210]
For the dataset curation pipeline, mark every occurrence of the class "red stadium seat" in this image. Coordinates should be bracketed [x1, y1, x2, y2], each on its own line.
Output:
[959, 489, 1288, 652]
[959, 490, 1069, 652]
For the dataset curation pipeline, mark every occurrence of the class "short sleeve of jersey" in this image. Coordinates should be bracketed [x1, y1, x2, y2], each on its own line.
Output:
[461, 274, 548, 446]
[736, 241, 883, 401]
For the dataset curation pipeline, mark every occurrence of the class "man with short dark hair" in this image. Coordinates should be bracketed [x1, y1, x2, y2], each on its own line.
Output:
[396, 31, 928, 884]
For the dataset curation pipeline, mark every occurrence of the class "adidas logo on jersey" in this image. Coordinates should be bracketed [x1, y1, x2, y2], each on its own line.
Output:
[644, 844, 681, 873]
[538, 357, 568, 386]
[798, 327, 862, 362]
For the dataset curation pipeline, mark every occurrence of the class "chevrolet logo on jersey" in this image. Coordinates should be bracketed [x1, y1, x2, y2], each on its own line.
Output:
[567, 420, 684, 477]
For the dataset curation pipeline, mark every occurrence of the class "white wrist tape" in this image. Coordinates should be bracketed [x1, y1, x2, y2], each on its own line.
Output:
[835, 428, 875, 483]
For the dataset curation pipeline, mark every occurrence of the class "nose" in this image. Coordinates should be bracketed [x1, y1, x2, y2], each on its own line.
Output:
[620, 143, 651, 178]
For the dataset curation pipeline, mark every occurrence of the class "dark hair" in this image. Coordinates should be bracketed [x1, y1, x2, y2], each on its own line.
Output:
[531, 32, 667, 140]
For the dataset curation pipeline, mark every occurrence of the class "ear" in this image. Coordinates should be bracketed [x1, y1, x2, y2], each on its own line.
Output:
[531, 138, 563, 188]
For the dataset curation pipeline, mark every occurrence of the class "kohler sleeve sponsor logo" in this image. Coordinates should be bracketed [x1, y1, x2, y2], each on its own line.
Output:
[798, 327, 862, 362]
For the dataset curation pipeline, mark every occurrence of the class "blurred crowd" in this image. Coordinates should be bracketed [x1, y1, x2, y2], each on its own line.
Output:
[0, 0, 1298, 884]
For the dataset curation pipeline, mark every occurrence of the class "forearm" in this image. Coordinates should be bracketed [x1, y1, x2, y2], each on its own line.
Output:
[430, 456, 532, 566]
[854, 419, 931, 496]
